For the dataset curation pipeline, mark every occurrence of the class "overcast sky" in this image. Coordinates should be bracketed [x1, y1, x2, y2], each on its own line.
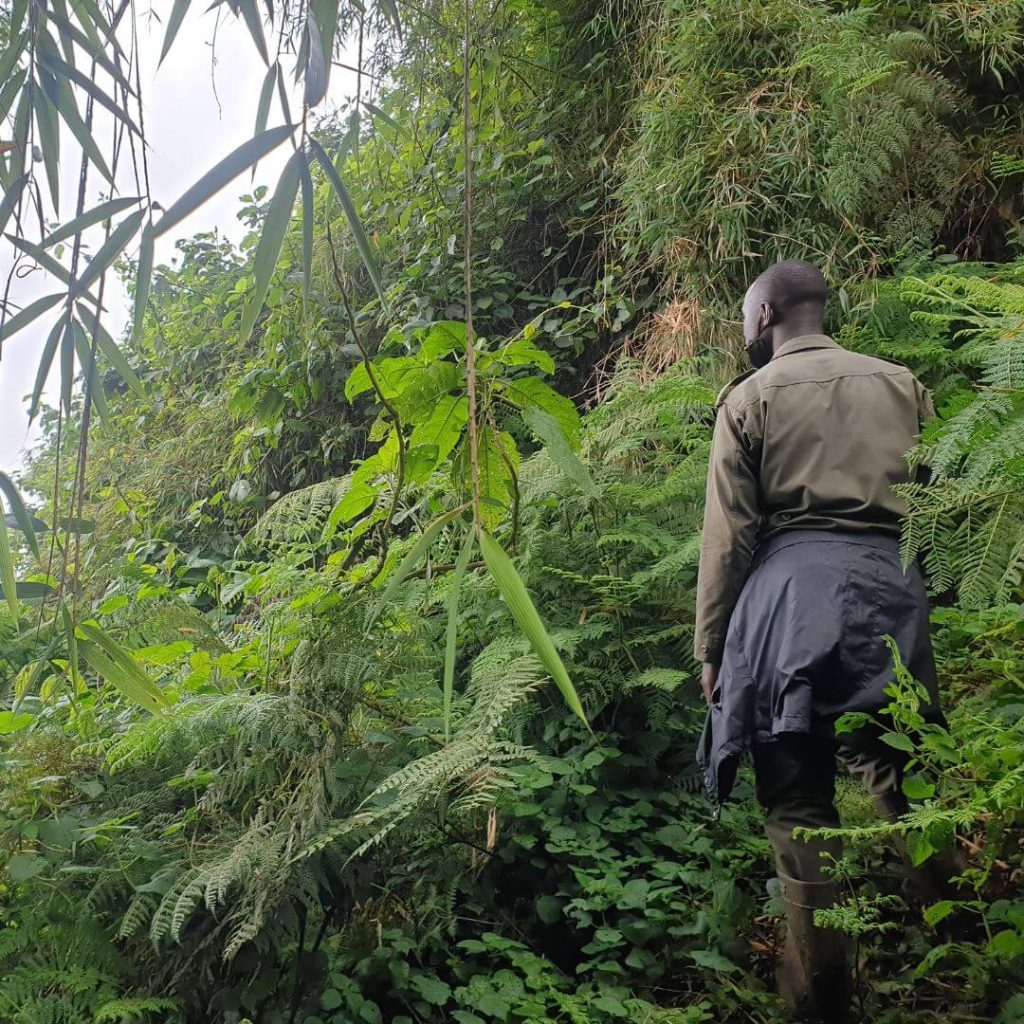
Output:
[0, 10, 358, 476]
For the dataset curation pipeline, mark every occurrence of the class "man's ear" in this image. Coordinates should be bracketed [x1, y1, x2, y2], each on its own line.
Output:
[759, 301, 773, 332]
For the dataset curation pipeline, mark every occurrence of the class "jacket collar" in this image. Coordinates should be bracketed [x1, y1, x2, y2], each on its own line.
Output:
[771, 334, 839, 360]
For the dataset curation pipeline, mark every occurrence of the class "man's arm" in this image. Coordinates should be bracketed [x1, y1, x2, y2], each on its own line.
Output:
[693, 400, 762, 677]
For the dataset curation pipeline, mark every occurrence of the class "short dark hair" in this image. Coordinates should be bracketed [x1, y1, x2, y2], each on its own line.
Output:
[748, 260, 828, 311]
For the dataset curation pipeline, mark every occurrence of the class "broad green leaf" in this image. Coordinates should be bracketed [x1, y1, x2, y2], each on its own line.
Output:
[159, 0, 192, 64]
[408, 395, 468, 470]
[0, 496, 19, 618]
[502, 376, 580, 449]
[462, 429, 519, 529]
[0, 710, 32, 734]
[30, 317, 68, 421]
[0, 471, 39, 558]
[237, 0, 269, 64]
[324, 482, 376, 534]
[7, 852, 47, 881]
[240, 148, 301, 343]
[299, 148, 314, 300]
[77, 622, 167, 714]
[153, 125, 294, 238]
[76, 306, 144, 395]
[902, 775, 936, 801]
[72, 209, 145, 298]
[133, 224, 154, 342]
[254, 61, 277, 138]
[497, 336, 555, 374]
[309, 137, 386, 305]
[478, 529, 587, 726]
[522, 407, 598, 498]
[367, 505, 467, 628]
[0, 292, 63, 343]
[3, 582, 54, 600]
[41, 197, 140, 249]
[418, 320, 465, 361]
[443, 527, 475, 741]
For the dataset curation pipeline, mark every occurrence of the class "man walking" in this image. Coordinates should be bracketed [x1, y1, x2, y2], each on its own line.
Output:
[694, 261, 941, 1022]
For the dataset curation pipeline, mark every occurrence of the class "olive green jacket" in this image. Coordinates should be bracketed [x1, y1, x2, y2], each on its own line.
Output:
[693, 334, 934, 664]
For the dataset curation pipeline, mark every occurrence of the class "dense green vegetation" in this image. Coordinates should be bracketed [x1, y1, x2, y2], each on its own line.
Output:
[2, 1, 1024, 1022]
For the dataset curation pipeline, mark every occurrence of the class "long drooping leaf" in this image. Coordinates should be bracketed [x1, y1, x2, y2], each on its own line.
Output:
[374, 0, 402, 37]
[443, 527, 475, 741]
[253, 60, 277, 138]
[303, 14, 329, 108]
[367, 505, 467, 628]
[0, 471, 39, 559]
[133, 223, 154, 342]
[0, 581, 54, 600]
[309, 137, 386, 305]
[45, 8, 134, 92]
[299, 147, 314, 300]
[72, 319, 109, 424]
[77, 622, 167, 713]
[523, 406, 599, 499]
[153, 124, 294, 238]
[0, 291, 63, 343]
[363, 100, 410, 140]
[72, 208, 145, 298]
[0, 496, 19, 619]
[478, 529, 588, 726]
[239, 147, 301, 343]
[33, 85, 62, 213]
[76, 305, 143, 395]
[237, 0, 269, 63]
[51, 72, 113, 181]
[39, 50, 140, 134]
[30, 316, 68, 421]
[159, 0, 192, 64]
[61, 603, 83, 694]
[0, 173, 27, 238]
[41, 197, 140, 249]
[60, 306, 74, 413]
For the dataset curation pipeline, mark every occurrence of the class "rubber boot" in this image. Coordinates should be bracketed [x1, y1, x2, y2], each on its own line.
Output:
[776, 872, 853, 1023]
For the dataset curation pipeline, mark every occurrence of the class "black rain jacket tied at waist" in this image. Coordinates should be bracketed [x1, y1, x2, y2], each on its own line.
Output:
[697, 530, 940, 803]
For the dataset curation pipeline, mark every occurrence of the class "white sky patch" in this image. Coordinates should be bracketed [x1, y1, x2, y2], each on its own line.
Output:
[0, 11, 358, 475]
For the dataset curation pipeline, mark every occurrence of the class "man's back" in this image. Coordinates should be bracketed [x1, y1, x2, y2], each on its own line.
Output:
[722, 333, 934, 538]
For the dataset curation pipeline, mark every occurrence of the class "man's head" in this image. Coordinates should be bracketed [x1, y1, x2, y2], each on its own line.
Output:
[741, 260, 828, 368]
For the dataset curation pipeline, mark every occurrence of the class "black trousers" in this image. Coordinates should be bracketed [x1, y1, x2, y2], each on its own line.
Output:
[753, 728, 908, 884]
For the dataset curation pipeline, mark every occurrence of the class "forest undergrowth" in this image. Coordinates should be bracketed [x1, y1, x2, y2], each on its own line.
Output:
[1, 2, 1024, 1022]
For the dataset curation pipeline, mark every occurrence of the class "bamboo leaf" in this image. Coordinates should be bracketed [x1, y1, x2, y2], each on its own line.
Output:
[0, 173, 27, 238]
[478, 529, 588, 727]
[153, 124, 293, 238]
[0, 292, 64, 343]
[237, 0, 269, 64]
[0, 496, 20, 618]
[274, 61, 293, 127]
[253, 60, 277, 138]
[60, 309, 74, 413]
[39, 50, 140, 134]
[5, 234, 100, 305]
[51, 72, 114, 182]
[523, 407, 598, 498]
[443, 527, 475, 741]
[72, 208, 145, 298]
[363, 100, 410, 140]
[45, 8, 133, 92]
[41, 197, 140, 249]
[0, 582, 54, 600]
[76, 306, 144, 396]
[30, 316, 67, 421]
[367, 506, 467, 628]
[77, 622, 167, 714]
[299, 148, 313, 300]
[0, 33, 27, 91]
[72, 319, 109, 424]
[159, 0, 192, 65]
[33, 85, 62, 213]
[61, 603, 84, 694]
[309, 137, 385, 305]
[303, 14, 329, 108]
[0, 471, 40, 559]
[133, 224, 154, 342]
[374, 0, 402, 37]
[239, 148, 301, 343]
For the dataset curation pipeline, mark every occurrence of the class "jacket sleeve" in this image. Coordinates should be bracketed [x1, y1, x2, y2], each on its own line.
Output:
[693, 401, 761, 664]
